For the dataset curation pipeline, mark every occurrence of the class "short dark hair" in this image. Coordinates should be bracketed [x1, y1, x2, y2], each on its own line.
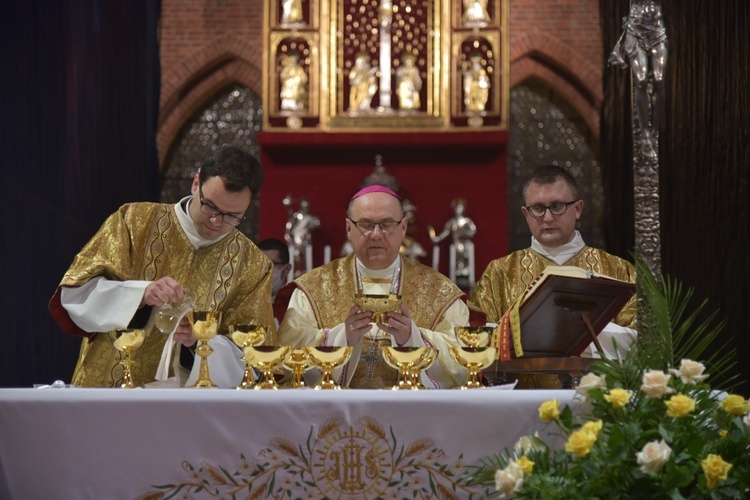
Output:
[522, 165, 580, 201]
[199, 144, 263, 198]
[257, 238, 290, 264]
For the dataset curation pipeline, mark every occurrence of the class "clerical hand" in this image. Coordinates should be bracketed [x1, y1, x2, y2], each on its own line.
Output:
[172, 316, 197, 347]
[143, 276, 186, 307]
[380, 304, 412, 346]
[345, 306, 373, 345]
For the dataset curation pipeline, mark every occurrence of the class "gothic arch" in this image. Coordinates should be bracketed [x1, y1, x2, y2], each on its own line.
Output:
[509, 32, 603, 136]
[157, 35, 264, 167]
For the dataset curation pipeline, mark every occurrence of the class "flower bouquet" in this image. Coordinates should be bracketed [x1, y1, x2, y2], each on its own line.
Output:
[464, 260, 749, 498]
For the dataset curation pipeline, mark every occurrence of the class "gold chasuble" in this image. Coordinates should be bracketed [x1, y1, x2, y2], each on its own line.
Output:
[50, 202, 275, 388]
[279, 254, 468, 388]
[470, 247, 636, 389]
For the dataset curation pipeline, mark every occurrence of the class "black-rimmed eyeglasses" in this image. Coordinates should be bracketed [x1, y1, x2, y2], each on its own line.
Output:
[524, 200, 579, 218]
[198, 185, 246, 226]
[347, 217, 404, 235]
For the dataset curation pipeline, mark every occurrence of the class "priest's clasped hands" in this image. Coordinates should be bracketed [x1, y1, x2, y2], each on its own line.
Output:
[345, 304, 413, 346]
[143, 277, 196, 347]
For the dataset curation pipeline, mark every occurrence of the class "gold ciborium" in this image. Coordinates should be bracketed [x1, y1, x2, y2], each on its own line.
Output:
[245, 346, 291, 390]
[450, 346, 497, 389]
[229, 324, 267, 389]
[354, 294, 402, 324]
[305, 346, 353, 390]
[187, 310, 222, 388]
[455, 326, 494, 348]
[284, 348, 312, 388]
[382, 346, 437, 390]
[109, 328, 146, 388]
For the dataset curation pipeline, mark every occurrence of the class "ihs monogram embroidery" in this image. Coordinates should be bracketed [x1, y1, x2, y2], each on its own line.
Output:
[141, 415, 493, 498]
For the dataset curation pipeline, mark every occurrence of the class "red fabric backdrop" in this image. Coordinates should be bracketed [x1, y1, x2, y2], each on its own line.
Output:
[258, 131, 508, 285]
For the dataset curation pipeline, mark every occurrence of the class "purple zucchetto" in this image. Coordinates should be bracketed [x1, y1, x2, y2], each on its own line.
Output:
[350, 185, 400, 200]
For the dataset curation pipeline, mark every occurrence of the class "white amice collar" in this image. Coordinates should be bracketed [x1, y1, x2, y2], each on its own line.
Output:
[530, 230, 585, 265]
[174, 196, 232, 249]
[355, 256, 401, 280]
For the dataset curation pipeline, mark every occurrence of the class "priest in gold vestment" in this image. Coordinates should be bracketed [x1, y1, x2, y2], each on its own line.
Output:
[276, 186, 469, 389]
[470, 166, 636, 388]
[49, 146, 276, 388]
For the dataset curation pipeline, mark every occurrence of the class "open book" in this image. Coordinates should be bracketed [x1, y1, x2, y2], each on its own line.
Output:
[504, 266, 635, 359]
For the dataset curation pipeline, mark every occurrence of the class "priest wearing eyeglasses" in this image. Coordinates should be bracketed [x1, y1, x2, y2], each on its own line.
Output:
[49, 145, 276, 388]
[469, 165, 637, 388]
[276, 185, 470, 389]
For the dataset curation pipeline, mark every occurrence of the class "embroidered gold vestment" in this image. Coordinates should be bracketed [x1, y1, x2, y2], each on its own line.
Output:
[50, 202, 275, 388]
[279, 254, 468, 388]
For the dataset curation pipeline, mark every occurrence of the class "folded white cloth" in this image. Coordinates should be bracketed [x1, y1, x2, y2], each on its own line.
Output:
[184, 335, 245, 388]
[581, 322, 637, 359]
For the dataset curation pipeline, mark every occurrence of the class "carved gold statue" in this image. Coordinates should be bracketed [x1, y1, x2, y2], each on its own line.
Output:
[279, 52, 308, 112]
[280, 0, 304, 26]
[462, 0, 490, 27]
[348, 53, 378, 112]
[462, 53, 490, 112]
[396, 53, 421, 110]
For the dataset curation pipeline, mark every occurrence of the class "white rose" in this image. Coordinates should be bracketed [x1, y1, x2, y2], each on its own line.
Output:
[514, 435, 534, 455]
[669, 359, 709, 385]
[495, 461, 524, 497]
[636, 439, 672, 474]
[640, 370, 675, 398]
[575, 372, 606, 399]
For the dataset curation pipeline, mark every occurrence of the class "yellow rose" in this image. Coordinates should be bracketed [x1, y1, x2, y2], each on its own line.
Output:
[720, 394, 749, 416]
[565, 429, 597, 457]
[515, 455, 534, 475]
[580, 420, 603, 437]
[538, 399, 560, 421]
[604, 388, 633, 409]
[719, 429, 728, 438]
[640, 370, 674, 399]
[701, 454, 732, 489]
[665, 394, 696, 418]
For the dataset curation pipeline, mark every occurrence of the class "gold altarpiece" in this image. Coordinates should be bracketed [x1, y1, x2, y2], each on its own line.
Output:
[263, 0, 509, 131]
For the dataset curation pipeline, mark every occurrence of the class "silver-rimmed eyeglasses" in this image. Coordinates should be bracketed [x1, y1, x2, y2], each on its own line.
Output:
[348, 217, 405, 235]
[198, 185, 246, 226]
[524, 200, 579, 218]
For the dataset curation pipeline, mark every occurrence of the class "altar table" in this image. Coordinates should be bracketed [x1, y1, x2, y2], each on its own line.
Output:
[0, 388, 578, 499]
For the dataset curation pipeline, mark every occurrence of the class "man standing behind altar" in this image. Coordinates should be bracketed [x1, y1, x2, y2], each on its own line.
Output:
[470, 165, 637, 387]
[49, 145, 276, 388]
[276, 185, 469, 389]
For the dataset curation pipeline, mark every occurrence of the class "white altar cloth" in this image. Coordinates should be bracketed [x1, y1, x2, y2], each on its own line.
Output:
[0, 388, 578, 499]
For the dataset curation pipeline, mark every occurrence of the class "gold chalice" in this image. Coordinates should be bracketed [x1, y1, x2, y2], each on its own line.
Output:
[450, 346, 497, 389]
[245, 346, 292, 390]
[284, 348, 312, 388]
[229, 324, 267, 389]
[354, 294, 402, 324]
[382, 346, 437, 390]
[305, 346, 353, 390]
[455, 326, 494, 348]
[187, 310, 222, 388]
[109, 328, 146, 388]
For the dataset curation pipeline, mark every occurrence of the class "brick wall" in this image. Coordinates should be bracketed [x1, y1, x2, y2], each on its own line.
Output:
[158, 0, 603, 160]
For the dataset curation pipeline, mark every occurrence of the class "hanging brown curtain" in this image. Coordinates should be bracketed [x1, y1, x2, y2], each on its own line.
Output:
[600, 0, 750, 394]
